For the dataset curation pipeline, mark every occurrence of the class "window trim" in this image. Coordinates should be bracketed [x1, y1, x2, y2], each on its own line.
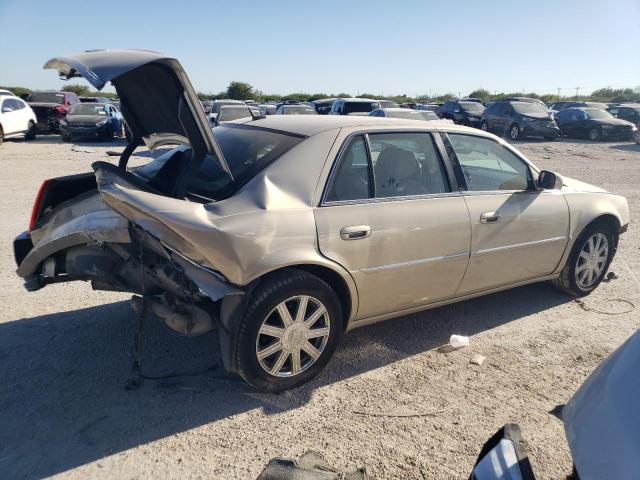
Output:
[440, 132, 539, 194]
[321, 129, 457, 206]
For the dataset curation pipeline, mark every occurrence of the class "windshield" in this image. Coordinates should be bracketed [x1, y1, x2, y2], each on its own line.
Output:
[585, 102, 608, 109]
[27, 92, 64, 104]
[459, 102, 484, 113]
[585, 109, 615, 120]
[186, 125, 306, 200]
[218, 107, 252, 121]
[283, 106, 317, 115]
[70, 104, 107, 115]
[213, 101, 243, 114]
[344, 101, 380, 114]
[512, 103, 548, 115]
[387, 110, 422, 120]
[379, 100, 399, 108]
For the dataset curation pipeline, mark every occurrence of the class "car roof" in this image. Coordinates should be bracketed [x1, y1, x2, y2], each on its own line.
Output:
[232, 115, 478, 136]
[380, 107, 418, 113]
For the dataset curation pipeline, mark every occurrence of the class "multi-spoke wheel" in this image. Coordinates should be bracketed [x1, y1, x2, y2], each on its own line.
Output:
[575, 233, 608, 289]
[553, 222, 616, 296]
[256, 295, 331, 377]
[230, 269, 343, 392]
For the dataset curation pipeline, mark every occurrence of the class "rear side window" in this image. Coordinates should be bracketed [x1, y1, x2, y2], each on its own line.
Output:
[186, 125, 305, 200]
[325, 136, 370, 202]
[448, 134, 531, 191]
[325, 132, 450, 202]
[343, 102, 379, 114]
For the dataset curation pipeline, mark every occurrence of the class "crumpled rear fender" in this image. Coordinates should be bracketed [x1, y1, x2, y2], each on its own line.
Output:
[17, 191, 130, 278]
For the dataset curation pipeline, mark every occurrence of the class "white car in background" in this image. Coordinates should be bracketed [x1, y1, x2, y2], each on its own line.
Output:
[0, 96, 37, 144]
[0, 89, 17, 97]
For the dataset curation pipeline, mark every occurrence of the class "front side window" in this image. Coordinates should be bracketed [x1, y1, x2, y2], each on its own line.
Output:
[326, 132, 450, 202]
[448, 134, 531, 191]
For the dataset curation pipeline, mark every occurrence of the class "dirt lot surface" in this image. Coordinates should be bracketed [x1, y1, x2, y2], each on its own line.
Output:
[1, 135, 639, 480]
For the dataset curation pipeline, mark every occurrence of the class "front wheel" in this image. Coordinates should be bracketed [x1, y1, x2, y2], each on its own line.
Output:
[509, 124, 520, 141]
[481, 121, 489, 132]
[588, 127, 601, 141]
[552, 223, 616, 296]
[232, 269, 343, 392]
[634, 128, 640, 145]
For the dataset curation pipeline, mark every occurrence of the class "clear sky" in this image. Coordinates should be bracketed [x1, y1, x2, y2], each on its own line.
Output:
[1, 0, 639, 97]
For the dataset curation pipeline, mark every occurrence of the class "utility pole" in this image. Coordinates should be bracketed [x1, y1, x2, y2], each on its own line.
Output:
[575, 87, 580, 99]
[557, 88, 561, 102]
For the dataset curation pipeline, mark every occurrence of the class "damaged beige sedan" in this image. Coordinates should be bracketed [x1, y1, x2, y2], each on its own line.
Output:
[14, 50, 629, 391]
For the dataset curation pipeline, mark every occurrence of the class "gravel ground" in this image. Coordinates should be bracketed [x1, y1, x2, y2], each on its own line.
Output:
[1, 135, 639, 480]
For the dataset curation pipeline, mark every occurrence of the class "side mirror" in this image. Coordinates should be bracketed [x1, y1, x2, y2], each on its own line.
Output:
[537, 170, 563, 190]
[2, 107, 13, 113]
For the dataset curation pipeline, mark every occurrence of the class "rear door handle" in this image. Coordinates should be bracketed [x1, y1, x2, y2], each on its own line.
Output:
[340, 225, 371, 240]
[480, 212, 501, 224]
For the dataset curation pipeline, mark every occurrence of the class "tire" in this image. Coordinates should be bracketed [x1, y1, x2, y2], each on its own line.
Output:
[552, 221, 617, 296]
[509, 124, 520, 141]
[104, 125, 114, 141]
[634, 128, 640, 145]
[233, 269, 343, 392]
[62, 131, 71, 142]
[480, 121, 489, 132]
[0, 126, 3, 146]
[544, 136, 555, 141]
[25, 121, 36, 141]
[588, 127, 601, 141]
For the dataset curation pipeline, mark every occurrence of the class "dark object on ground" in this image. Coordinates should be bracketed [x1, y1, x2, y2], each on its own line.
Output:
[257, 451, 367, 480]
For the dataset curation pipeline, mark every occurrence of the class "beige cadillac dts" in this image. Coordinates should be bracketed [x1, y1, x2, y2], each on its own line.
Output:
[14, 50, 629, 391]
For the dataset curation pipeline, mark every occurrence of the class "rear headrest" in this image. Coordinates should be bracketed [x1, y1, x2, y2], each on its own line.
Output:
[376, 146, 420, 179]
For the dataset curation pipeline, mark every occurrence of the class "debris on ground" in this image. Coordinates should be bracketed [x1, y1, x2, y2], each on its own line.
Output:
[353, 409, 443, 418]
[450, 334, 469, 349]
[71, 146, 96, 153]
[257, 451, 367, 480]
[574, 298, 635, 315]
[470, 354, 485, 366]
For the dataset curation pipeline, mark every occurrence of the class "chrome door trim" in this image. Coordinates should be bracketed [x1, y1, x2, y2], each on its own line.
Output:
[470, 236, 567, 257]
[361, 252, 469, 274]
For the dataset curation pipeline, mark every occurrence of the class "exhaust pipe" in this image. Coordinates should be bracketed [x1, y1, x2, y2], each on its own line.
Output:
[131, 295, 216, 336]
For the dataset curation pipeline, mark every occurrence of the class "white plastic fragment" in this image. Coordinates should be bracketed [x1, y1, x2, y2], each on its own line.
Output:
[470, 354, 485, 366]
[449, 334, 469, 349]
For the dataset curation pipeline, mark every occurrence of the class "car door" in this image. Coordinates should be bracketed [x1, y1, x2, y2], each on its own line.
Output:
[487, 103, 503, 131]
[14, 99, 31, 130]
[1, 98, 21, 134]
[442, 132, 569, 294]
[315, 131, 471, 320]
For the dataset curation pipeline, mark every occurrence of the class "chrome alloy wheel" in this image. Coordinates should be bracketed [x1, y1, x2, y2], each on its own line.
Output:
[576, 233, 609, 289]
[255, 295, 331, 378]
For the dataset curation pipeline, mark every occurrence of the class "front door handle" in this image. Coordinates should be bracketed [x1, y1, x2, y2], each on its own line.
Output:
[340, 225, 371, 240]
[480, 212, 501, 224]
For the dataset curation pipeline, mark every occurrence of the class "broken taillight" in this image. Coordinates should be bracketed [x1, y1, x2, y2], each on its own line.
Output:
[29, 180, 51, 231]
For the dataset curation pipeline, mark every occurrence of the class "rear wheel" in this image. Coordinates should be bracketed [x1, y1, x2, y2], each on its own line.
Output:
[634, 128, 640, 145]
[232, 269, 343, 392]
[481, 121, 489, 132]
[0, 126, 3, 145]
[588, 127, 601, 141]
[61, 131, 71, 142]
[552, 222, 616, 296]
[25, 121, 37, 140]
[509, 124, 520, 141]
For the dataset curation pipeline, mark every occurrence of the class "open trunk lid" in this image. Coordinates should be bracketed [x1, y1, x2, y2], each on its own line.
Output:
[44, 49, 231, 176]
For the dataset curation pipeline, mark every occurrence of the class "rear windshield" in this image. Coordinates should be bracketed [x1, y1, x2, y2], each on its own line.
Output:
[27, 92, 64, 104]
[186, 125, 305, 200]
[512, 103, 548, 115]
[344, 101, 380, 114]
[283, 106, 317, 115]
[70, 104, 107, 115]
[459, 102, 484, 113]
[218, 107, 252, 121]
[387, 110, 422, 120]
[585, 109, 614, 120]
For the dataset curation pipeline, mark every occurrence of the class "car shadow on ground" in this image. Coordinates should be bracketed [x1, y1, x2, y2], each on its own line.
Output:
[609, 144, 640, 153]
[12, 135, 128, 147]
[0, 282, 570, 478]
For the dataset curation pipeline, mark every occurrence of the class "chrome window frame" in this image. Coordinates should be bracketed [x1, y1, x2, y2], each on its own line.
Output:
[320, 128, 460, 207]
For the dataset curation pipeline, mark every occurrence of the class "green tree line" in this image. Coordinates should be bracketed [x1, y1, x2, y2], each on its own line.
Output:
[3, 82, 638, 104]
